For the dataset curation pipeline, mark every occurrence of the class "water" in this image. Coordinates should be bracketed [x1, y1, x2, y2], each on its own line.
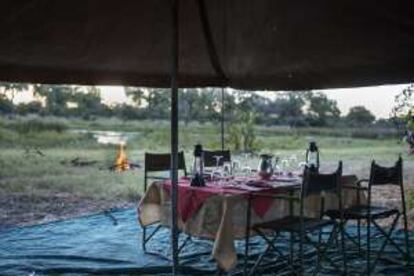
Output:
[70, 129, 140, 145]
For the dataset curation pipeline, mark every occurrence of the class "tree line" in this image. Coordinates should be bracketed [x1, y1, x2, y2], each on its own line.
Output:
[0, 82, 390, 128]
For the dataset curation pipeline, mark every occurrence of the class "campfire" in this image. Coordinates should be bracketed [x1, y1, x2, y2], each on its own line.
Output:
[114, 144, 130, 171]
[113, 143, 140, 171]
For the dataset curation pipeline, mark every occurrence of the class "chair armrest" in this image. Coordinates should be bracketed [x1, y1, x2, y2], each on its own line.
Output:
[249, 192, 300, 202]
[148, 176, 169, 180]
[356, 179, 369, 186]
[342, 185, 368, 191]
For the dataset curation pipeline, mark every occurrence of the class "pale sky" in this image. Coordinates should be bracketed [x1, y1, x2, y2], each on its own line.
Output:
[13, 84, 409, 119]
[317, 84, 407, 119]
[97, 84, 408, 119]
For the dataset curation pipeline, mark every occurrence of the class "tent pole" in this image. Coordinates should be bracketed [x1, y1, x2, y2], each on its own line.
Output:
[221, 87, 225, 150]
[170, 0, 179, 274]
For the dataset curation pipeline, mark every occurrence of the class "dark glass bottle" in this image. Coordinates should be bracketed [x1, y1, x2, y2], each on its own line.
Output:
[191, 144, 205, 187]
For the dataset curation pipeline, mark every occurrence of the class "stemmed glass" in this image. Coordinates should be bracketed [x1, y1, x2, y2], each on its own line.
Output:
[289, 154, 298, 175]
[273, 156, 281, 175]
[211, 155, 223, 184]
[232, 159, 241, 176]
[280, 157, 290, 176]
[222, 161, 232, 177]
[241, 153, 252, 176]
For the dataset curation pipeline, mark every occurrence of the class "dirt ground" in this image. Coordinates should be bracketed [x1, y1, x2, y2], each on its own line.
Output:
[0, 190, 414, 230]
[1, 183, 414, 230]
[0, 192, 136, 229]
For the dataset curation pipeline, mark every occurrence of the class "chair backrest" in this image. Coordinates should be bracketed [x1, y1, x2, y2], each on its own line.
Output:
[369, 157, 402, 186]
[144, 152, 187, 190]
[203, 149, 231, 167]
[145, 151, 186, 173]
[302, 161, 343, 197]
[300, 162, 343, 217]
[367, 157, 406, 213]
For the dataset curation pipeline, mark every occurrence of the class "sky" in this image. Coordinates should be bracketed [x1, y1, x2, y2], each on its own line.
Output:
[97, 84, 408, 119]
[14, 84, 409, 119]
[317, 84, 407, 118]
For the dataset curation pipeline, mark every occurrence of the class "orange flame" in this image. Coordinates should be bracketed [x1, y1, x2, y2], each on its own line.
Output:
[115, 144, 130, 171]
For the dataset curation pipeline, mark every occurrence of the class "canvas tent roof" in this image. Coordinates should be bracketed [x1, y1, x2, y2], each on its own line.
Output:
[1, 0, 414, 90]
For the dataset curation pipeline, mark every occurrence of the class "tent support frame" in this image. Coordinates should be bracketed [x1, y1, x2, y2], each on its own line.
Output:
[170, 0, 179, 274]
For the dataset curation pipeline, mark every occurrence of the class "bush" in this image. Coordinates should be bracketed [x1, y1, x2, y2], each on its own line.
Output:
[7, 118, 68, 134]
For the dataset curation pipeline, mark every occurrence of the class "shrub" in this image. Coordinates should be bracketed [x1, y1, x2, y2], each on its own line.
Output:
[7, 118, 68, 134]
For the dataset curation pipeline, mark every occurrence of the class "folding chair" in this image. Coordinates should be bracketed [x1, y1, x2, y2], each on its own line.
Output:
[202, 149, 231, 167]
[142, 151, 187, 252]
[326, 157, 410, 274]
[250, 162, 346, 275]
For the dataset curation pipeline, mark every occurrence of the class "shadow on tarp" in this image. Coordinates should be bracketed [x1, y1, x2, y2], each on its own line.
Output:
[0, 208, 218, 275]
[0, 208, 414, 275]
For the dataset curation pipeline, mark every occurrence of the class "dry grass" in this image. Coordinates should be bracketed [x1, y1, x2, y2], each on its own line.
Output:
[0, 116, 413, 228]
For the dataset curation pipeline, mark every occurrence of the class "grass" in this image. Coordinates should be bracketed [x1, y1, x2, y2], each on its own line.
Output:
[0, 115, 413, 205]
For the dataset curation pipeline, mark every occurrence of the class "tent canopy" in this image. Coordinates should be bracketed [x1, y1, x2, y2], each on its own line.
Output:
[1, 0, 413, 90]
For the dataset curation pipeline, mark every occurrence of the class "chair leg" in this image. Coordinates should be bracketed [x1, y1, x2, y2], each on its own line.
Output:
[316, 227, 324, 273]
[142, 226, 147, 252]
[302, 229, 342, 274]
[367, 218, 371, 276]
[357, 219, 361, 255]
[244, 198, 252, 275]
[177, 235, 191, 254]
[248, 241, 273, 276]
[370, 214, 400, 271]
[402, 208, 411, 263]
[299, 231, 304, 275]
[340, 221, 347, 274]
[244, 230, 250, 275]
[254, 229, 299, 275]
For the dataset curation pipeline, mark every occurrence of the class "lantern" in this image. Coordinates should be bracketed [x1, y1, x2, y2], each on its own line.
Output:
[306, 140, 319, 172]
[191, 144, 205, 187]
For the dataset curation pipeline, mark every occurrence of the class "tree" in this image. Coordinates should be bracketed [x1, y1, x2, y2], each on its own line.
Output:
[346, 106, 376, 126]
[235, 92, 268, 124]
[0, 94, 13, 114]
[16, 101, 43, 115]
[0, 82, 28, 102]
[33, 84, 76, 116]
[227, 109, 258, 152]
[125, 87, 146, 107]
[267, 92, 306, 126]
[305, 92, 341, 127]
[146, 88, 171, 119]
[393, 84, 414, 131]
[180, 88, 199, 124]
[71, 86, 108, 118]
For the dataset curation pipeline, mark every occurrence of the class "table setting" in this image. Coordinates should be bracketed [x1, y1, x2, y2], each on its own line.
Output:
[138, 141, 361, 271]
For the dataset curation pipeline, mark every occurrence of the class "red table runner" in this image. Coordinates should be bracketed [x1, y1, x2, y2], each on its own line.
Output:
[162, 177, 289, 222]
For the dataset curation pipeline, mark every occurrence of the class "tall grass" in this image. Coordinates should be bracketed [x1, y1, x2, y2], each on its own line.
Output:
[0, 116, 411, 203]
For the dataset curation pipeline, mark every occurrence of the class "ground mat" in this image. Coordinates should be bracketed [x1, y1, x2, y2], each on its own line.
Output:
[1, 208, 414, 275]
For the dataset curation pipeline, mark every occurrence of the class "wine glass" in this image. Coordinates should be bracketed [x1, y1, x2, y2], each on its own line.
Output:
[280, 157, 290, 176]
[223, 161, 232, 177]
[211, 155, 223, 182]
[241, 153, 252, 176]
[273, 156, 281, 175]
[289, 154, 298, 175]
[232, 159, 241, 176]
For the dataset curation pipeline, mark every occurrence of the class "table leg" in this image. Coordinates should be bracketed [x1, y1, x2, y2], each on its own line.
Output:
[244, 195, 252, 275]
[289, 190, 294, 265]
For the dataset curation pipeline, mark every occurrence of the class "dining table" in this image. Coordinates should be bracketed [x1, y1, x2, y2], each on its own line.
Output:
[138, 174, 360, 271]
